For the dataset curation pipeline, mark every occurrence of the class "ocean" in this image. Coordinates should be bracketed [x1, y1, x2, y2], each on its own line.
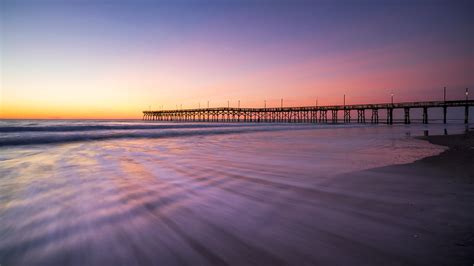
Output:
[0, 120, 470, 265]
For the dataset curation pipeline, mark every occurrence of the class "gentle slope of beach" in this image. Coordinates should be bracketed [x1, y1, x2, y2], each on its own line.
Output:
[0, 123, 472, 265]
[308, 131, 474, 265]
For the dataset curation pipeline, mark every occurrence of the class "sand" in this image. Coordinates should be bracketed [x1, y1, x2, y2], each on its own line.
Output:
[136, 131, 474, 265]
[1, 131, 473, 265]
[297, 131, 474, 265]
[171, 131, 474, 265]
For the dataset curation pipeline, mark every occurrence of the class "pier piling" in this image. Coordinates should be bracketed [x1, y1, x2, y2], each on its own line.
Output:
[143, 99, 473, 124]
[404, 108, 410, 124]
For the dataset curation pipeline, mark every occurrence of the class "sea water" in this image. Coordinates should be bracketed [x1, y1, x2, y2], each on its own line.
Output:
[0, 120, 469, 265]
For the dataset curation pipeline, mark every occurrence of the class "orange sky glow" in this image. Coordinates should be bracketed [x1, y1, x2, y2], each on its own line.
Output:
[1, 1, 472, 119]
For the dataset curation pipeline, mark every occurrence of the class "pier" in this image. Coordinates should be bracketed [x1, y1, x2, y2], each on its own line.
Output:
[143, 99, 473, 124]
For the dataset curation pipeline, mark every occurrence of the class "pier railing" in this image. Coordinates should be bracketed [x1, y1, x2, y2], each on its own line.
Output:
[143, 99, 474, 124]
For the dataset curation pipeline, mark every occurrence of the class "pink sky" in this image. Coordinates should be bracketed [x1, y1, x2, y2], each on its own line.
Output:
[1, 1, 472, 118]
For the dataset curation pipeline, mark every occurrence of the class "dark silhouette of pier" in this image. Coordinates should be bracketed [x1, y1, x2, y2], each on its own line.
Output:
[143, 99, 473, 124]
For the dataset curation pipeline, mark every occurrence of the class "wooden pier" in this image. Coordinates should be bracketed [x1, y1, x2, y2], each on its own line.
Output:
[143, 99, 473, 124]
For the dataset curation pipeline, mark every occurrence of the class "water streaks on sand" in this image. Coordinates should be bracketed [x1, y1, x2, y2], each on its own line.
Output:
[0, 123, 472, 265]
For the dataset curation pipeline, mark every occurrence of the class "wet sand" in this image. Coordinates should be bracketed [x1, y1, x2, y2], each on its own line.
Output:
[215, 131, 474, 265]
[147, 131, 474, 265]
[1, 129, 473, 265]
[306, 131, 474, 265]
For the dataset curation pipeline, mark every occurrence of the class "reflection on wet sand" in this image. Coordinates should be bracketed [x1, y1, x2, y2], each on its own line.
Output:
[1, 126, 473, 265]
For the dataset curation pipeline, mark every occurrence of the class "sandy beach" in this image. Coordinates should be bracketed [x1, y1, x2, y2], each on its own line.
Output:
[181, 131, 474, 265]
[300, 131, 474, 265]
[2, 0, 473, 264]
[1, 125, 473, 265]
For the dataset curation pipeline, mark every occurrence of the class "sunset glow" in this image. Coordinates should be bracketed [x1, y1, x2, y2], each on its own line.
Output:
[1, 2, 474, 265]
[1, 0, 473, 119]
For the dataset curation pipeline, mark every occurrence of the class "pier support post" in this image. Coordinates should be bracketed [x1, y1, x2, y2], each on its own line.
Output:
[466, 88, 469, 124]
[319, 110, 327, 123]
[344, 109, 350, 123]
[357, 109, 365, 123]
[404, 108, 410, 124]
[387, 108, 393, 124]
[443, 106, 447, 124]
[371, 109, 378, 124]
[422, 107, 428, 124]
[465, 105, 469, 124]
[332, 110, 338, 123]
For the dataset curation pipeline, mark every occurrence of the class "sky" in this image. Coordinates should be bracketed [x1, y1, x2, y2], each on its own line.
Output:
[1, 0, 473, 119]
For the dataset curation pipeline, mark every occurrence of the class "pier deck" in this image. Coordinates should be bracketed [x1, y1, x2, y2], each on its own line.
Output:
[143, 99, 473, 124]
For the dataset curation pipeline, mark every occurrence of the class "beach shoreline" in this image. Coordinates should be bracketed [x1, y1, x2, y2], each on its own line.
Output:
[416, 130, 474, 180]
[322, 130, 474, 265]
[1, 126, 473, 265]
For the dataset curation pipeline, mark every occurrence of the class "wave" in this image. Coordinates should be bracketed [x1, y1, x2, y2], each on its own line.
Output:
[0, 123, 257, 133]
[0, 125, 316, 147]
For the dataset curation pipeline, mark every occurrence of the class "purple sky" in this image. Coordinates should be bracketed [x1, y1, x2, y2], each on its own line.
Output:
[1, 0, 473, 118]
